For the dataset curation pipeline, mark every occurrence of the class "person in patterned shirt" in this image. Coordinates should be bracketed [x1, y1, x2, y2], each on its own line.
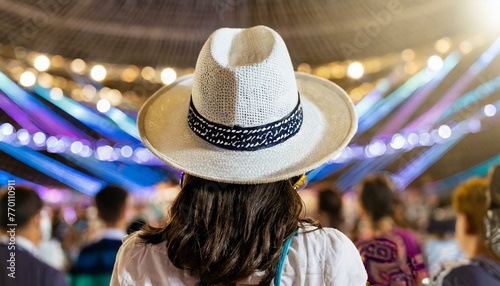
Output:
[356, 174, 428, 286]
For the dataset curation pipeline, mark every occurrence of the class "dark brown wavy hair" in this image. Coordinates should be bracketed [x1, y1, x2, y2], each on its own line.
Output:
[139, 175, 318, 285]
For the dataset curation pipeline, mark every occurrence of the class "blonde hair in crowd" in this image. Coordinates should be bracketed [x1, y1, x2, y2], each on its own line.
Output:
[453, 177, 489, 235]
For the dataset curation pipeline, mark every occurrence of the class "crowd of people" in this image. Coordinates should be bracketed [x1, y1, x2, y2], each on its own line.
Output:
[1, 168, 499, 285]
[1, 26, 499, 285]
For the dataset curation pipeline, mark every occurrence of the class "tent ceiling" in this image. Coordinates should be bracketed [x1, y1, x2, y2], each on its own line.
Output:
[0, 0, 482, 67]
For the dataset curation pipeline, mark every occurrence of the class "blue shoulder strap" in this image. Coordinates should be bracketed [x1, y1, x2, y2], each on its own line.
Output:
[274, 231, 298, 286]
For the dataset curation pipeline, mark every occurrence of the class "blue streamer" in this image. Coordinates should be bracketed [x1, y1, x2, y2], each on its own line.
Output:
[0, 142, 104, 195]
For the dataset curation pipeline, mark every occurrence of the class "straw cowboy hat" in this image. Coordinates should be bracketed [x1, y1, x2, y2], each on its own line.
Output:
[138, 26, 357, 184]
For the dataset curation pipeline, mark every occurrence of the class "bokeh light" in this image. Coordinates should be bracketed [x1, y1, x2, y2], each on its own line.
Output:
[34, 55, 50, 71]
[438, 125, 452, 139]
[161, 68, 177, 84]
[20, 70, 36, 87]
[90, 65, 107, 81]
[427, 55, 443, 71]
[483, 104, 497, 117]
[347, 62, 364, 79]
[390, 134, 406, 150]
[70, 58, 86, 74]
[96, 98, 111, 113]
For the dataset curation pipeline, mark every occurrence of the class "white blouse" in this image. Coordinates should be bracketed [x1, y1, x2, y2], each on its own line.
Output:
[111, 226, 367, 285]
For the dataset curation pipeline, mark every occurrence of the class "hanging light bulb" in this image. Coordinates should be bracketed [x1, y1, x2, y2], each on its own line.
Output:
[20, 71, 36, 87]
[70, 58, 86, 74]
[96, 99, 111, 113]
[34, 55, 50, 71]
[90, 65, 107, 81]
[427, 55, 443, 71]
[347, 62, 364, 79]
[161, 68, 177, 84]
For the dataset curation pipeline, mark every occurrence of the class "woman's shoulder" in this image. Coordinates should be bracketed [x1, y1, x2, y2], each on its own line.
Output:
[120, 231, 147, 252]
[436, 262, 480, 285]
[298, 224, 347, 238]
[450, 257, 500, 281]
[294, 225, 361, 264]
[393, 227, 420, 242]
[290, 225, 367, 284]
[111, 232, 199, 285]
[122, 231, 142, 245]
[433, 257, 500, 285]
[118, 231, 168, 258]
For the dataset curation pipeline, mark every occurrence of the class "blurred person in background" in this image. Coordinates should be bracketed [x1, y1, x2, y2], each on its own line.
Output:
[39, 207, 68, 271]
[392, 193, 415, 230]
[432, 173, 500, 285]
[317, 186, 345, 231]
[0, 186, 68, 286]
[62, 205, 90, 263]
[70, 186, 129, 286]
[423, 196, 464, 278]
[356, 174, 428, 285]
[405, 175, 435, 232]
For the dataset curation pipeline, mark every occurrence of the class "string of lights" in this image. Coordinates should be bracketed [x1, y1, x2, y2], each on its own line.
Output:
[0, 122, 158, 165]
[1, 91, 497, 170]
[0, 32, 496, 194]
[327, 39, 500, 189]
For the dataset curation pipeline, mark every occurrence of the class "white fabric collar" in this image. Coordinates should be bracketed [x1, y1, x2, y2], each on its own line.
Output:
[0, 235, 40, 257]
[100, 228, 126, 241]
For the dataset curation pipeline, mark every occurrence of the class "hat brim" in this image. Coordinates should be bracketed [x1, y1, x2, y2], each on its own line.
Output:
[138, 72, 357, 184]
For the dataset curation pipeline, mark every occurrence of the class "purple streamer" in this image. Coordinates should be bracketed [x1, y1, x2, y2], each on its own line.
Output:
[0, 91, 40, 132]
[406, 38, 500, 131]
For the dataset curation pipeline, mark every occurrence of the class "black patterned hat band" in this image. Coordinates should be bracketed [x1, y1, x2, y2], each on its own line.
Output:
[188, 94, 303, 151]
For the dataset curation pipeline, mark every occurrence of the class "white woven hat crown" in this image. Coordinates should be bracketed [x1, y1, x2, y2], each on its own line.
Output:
[192, 26, 298, 128]
[138, 25, 358, 184]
